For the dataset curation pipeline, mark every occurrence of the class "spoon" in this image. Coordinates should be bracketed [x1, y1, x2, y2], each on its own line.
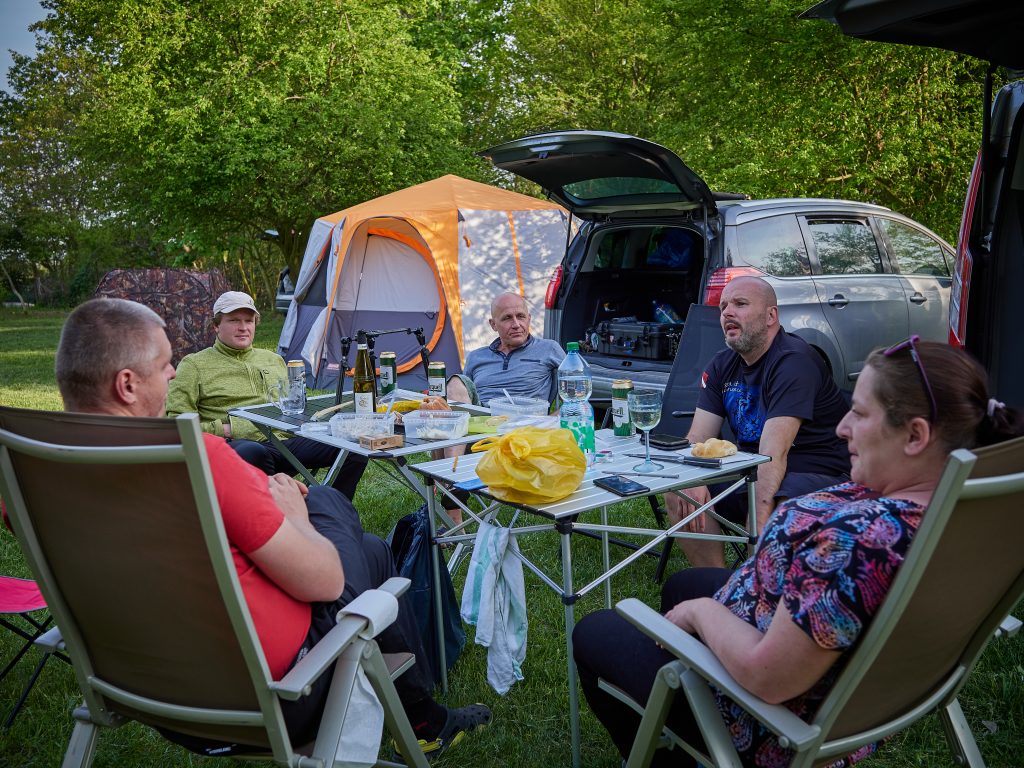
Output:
[502, 388, 516, 405]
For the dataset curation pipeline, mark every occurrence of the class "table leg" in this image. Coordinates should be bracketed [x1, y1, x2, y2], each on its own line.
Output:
[558, 520, 581, 768]
[266, 431, 318, 486]
[425, 478, 449, 694]
[601, 505, 611, 610]
[745, 470, 759, 556]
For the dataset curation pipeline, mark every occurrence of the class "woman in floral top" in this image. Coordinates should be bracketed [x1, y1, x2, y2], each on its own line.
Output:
[574, 341, 1023, 767]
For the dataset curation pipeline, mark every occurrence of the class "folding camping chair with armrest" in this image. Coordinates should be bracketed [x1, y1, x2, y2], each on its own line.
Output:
[0, 574, 69, 728]
[0, 407, 428, 768]
[611, 435, 1024, 768]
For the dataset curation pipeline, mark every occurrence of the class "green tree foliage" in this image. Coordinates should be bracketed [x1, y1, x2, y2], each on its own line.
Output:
[0, 0, 1006, 305]
[459, 0, 992, 241]
[7, 0, 475, 291]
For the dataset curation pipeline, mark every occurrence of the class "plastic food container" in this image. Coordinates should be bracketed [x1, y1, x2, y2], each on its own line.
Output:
[487, 396, 550, 420]
[496, 415, 560, 434]
[329, 412, 396, 441]
[402, 410, 470, 440]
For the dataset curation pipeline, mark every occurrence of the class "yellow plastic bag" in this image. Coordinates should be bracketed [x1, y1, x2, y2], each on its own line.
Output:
[470, 427, 586, 505]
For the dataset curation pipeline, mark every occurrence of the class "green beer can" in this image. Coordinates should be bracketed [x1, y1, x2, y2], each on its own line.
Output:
[611, 379, 635, 436]
[427, 361, 447, 398]
[379, 351, 397, 396]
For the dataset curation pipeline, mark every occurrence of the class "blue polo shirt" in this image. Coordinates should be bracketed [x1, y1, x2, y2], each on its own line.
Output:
[463, 336, 565, 407]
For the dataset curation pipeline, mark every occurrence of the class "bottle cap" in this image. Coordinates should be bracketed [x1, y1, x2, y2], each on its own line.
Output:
[357, 330, 367, 344]
[567, 341, 580, 352]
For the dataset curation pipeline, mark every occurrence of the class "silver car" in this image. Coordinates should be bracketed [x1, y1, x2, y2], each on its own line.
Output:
[481, 131, 953, 399]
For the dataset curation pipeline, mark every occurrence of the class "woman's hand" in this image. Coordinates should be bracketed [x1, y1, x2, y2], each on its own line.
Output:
[664, 599, 699, 633]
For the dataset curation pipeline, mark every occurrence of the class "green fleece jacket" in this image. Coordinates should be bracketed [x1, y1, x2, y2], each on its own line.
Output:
[165, 339, 287, 441]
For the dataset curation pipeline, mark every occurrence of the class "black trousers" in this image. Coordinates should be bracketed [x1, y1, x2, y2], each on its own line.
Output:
[230, 435, 368, 500]
[572, 567, 733, 767]
[281, 486, 433, 745]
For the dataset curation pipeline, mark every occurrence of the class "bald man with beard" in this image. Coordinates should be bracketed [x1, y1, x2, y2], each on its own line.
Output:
[667, 277, 851, 568]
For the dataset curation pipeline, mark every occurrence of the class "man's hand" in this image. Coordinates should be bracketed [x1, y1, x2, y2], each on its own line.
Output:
[223, 421, 232, 438]
[666, 485, 711, 533]
[268, 473, 310, 525]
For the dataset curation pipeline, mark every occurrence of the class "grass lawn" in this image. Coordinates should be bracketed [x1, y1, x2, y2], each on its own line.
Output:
[1, 306, 1022, 767]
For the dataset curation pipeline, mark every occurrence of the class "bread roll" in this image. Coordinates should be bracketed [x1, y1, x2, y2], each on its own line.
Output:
[692, 438, 737, 458]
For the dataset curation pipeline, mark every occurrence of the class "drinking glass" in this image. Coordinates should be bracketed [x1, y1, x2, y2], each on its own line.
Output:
[269, 378, 306, 417]
[628, 390, 663, 473]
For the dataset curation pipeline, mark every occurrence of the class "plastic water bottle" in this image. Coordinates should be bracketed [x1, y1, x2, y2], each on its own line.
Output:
[558, 342, 596, 467]
[652, 300, 683, 324]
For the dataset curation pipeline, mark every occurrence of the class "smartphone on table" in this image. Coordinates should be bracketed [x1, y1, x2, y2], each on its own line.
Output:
[647, 433, 689, 450]
[593, 475, 651, 496]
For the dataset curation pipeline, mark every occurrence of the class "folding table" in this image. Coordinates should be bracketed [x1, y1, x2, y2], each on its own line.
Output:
[228, 389, 488, 504]
[410, 431, 770, 768]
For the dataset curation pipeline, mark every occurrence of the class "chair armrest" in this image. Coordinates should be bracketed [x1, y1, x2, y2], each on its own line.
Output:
[376, 576, 411, 599]
[35, 625, 65, 653]
[615, 598, 821, 750]
[271, 613, 368, 700]
[996, 615, 1022, 639]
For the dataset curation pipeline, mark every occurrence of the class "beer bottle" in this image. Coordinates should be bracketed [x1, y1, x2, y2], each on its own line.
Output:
[353, 331, 377, 414]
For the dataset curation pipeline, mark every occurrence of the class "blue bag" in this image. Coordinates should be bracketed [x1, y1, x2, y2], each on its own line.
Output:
[386, 504, 465, 684]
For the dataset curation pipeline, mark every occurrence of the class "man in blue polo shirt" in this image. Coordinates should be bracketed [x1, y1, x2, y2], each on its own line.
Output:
[440, 293, 564, 523]
[446, 292, 564, 407]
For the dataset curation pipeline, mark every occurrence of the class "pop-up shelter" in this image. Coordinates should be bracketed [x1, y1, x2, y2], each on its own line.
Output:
[278, 175, 569, 389]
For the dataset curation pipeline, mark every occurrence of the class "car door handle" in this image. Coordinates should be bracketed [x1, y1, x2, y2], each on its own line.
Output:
[909, 292, 927, 304]
[827, 295, 848, 308]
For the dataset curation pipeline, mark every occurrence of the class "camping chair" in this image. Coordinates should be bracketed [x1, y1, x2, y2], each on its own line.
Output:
[647, 303, 728, 581]
[0, 574, 68, 727]
[609, 435, 1024, 768]
[0, 406, 428, 768]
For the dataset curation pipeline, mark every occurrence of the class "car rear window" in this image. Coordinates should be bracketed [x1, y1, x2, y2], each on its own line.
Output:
[806, 219, 881, 275]
[878, 218, 950, 276]
[564, 176, 681, 200]
[734, 216, 811, 277]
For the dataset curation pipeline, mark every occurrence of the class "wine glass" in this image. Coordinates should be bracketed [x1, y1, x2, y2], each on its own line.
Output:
[628, 390, 664, 473]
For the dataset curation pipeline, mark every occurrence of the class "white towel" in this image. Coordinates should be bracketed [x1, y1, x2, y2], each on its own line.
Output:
[461, 522, 528, 695]
[333, 666, 384, 768]
[331, 589, 398, 767]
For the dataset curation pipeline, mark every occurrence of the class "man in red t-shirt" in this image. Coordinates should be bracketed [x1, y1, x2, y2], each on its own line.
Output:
[53, 298, 490, 758]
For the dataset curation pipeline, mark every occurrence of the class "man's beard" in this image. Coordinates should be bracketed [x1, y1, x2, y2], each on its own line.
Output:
[725, 324, 768, 357]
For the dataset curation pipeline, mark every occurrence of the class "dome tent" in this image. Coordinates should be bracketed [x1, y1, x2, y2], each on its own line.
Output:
[278, 175, 569, 390]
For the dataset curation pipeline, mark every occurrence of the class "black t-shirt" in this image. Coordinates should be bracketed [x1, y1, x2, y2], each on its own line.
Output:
[696, 331, 851, 477]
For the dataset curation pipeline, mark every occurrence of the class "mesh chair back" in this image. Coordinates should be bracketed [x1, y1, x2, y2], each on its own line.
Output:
[0, 407, 272, 748]
[659, 303, 725, 436]
[823, 436, 1024, 740]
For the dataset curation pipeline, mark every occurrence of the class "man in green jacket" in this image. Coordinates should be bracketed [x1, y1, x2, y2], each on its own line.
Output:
[166, 291, 366, 499]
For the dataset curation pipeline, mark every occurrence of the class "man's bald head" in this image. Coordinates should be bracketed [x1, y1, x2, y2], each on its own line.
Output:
[719, 276, 780, 363]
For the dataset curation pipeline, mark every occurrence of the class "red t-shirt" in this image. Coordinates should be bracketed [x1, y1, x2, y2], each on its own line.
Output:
[203, 434, 312, 679]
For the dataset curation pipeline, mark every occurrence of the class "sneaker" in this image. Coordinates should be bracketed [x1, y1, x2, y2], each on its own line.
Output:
[398, 703, 491, 762]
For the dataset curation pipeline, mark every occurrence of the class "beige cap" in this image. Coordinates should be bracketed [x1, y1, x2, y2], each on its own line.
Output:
[213, 291, 260, 318]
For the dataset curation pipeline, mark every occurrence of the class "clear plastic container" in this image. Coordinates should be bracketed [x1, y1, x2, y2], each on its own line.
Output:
[402, 410, 470, 440]
[487, 396, 550, 420]
[329, 412, 396, 441]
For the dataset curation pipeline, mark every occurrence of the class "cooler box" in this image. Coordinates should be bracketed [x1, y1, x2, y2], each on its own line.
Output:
[594, 320, 683, 361]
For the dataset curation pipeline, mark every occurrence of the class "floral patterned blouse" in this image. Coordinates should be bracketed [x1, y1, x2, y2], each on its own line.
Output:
[712, 482, 924, 767]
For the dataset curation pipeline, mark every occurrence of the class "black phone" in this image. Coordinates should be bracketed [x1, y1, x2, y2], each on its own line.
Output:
[593, 475, 651, 496]
[647, 433, 689, 450]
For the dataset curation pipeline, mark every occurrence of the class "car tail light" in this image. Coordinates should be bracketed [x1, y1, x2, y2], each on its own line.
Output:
[703, 267, 761, 307]
[544, 265, 564, 309]
[949, 150, 982, 348]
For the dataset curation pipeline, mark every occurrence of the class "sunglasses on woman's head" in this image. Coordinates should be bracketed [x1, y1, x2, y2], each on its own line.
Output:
[882, 335, 938, 423]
